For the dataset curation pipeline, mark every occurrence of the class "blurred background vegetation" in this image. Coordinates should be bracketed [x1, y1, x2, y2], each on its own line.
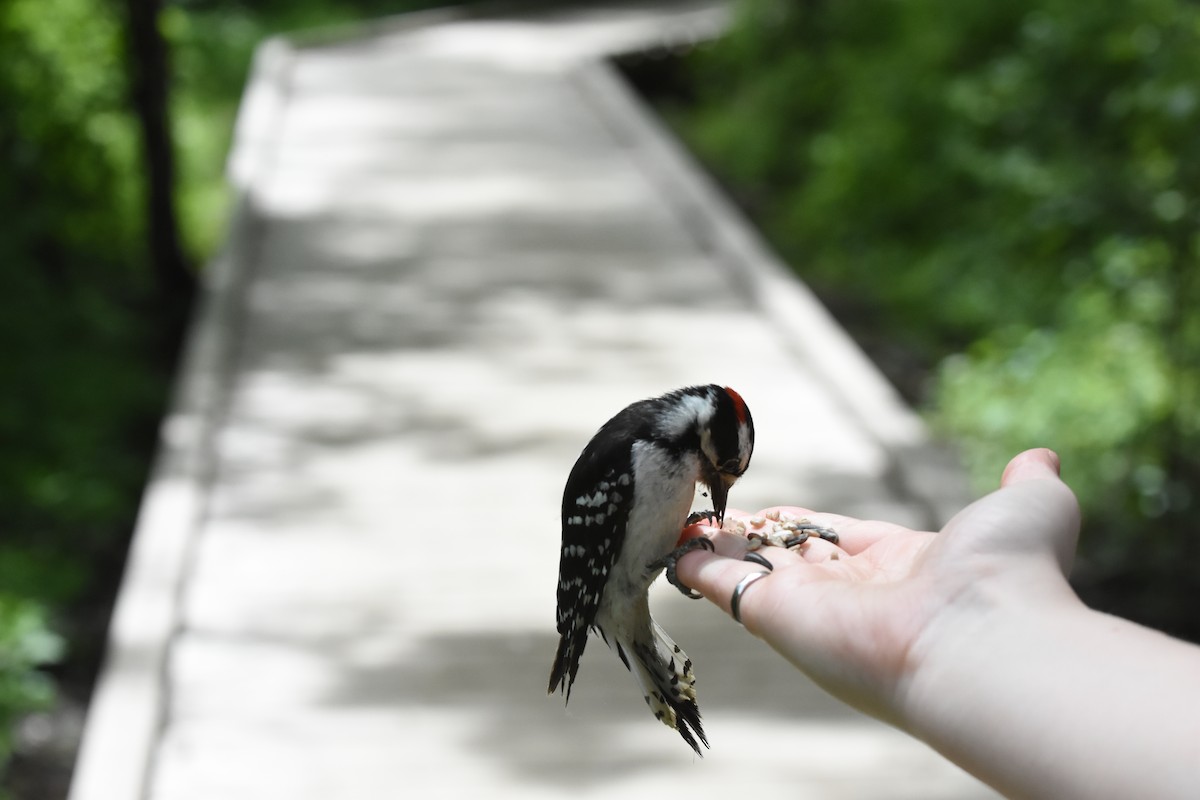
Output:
[2, 0, 1198, 795]
[629, 0, 1199, 641]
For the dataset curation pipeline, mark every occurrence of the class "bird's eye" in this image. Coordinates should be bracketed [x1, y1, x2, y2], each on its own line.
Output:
[719, 458, 742, 475]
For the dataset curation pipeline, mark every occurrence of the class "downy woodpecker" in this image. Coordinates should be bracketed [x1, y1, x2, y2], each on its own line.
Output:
[548, 385, 754, 754]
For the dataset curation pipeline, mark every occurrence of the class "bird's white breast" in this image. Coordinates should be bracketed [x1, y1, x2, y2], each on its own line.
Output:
[598, 441, 699, 617]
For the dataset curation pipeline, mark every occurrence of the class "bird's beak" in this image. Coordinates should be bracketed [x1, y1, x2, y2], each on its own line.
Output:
[707, 473, 737, 527]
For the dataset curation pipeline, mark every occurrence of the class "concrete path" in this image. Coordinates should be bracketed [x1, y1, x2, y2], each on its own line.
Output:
[71, 2, 995, 798]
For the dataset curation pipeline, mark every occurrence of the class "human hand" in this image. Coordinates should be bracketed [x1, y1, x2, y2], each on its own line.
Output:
[675, 448, 1082, 730]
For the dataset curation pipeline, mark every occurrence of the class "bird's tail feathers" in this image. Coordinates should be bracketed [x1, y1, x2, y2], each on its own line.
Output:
[548, 625, 588, 700]
[620, 621, 707, 755]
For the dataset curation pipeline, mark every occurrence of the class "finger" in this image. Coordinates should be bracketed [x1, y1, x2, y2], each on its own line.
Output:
[682, 509, 910, 561]
[1001, 449, 1079, 572]
[677, 526, 752, 559]
[755, 508, 913, 556]
[677, 506, 755, 546]
[675, 548, 776, 620]
[1001, 448, 1062, 486]
[795, 535, 845, 564]
[680, 506, 754, 534]
[945, 449, 1080, 576]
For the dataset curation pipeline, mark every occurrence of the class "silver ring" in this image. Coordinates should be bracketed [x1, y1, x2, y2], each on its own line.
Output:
[730, 571, 770, 626]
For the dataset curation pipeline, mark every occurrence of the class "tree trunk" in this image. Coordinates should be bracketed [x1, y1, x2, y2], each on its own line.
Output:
[123, 0, 194, 313]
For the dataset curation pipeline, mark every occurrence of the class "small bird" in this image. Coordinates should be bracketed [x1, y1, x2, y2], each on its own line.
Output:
[548, 385, 755, 754]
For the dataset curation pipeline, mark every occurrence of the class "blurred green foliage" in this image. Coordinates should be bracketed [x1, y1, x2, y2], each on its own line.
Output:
[0, 597, 64, 784]
[672, 0, 1200, 636]
[0, 0, 163, 777]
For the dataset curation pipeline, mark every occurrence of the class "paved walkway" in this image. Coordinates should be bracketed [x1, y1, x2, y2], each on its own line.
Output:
[72, 3, 994, 798]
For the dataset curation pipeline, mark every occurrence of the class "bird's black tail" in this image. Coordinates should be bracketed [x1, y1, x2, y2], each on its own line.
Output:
[548, 626, 589, 700]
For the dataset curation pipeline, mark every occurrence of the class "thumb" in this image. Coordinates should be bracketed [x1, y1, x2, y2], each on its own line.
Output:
[1001, 447, 1062, 487]
[941, 449, 1081, 579]
[997, 448, 1081, 575]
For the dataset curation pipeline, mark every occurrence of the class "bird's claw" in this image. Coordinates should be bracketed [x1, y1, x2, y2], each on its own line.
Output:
[743, 551, 774, 570]
[685, 509, 719, 527]
[649, 536, 715, 599]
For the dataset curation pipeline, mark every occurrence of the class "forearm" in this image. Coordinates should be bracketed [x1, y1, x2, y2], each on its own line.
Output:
[902, 591, 1200, 799]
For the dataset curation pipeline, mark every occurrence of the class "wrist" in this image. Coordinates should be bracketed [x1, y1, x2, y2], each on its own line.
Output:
[890, 567, 1200, 799]
[894, 571, 1095, 797]
[896, 565, 1083, 740]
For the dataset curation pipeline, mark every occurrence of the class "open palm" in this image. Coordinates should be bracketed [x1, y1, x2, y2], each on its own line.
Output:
[676, 449, 1081, 724]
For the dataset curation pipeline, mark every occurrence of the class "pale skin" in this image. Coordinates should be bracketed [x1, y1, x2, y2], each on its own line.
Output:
[677, 448, 1200, 800]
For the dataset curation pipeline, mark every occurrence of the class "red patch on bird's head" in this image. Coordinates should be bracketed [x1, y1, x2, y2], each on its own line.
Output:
[723, 386, 749, 424]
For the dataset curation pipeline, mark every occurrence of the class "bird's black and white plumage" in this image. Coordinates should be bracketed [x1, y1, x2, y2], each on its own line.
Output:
[548, 385, 755, 755]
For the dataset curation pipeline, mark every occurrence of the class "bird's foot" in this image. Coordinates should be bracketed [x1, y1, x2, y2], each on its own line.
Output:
[648, 537, 715, 599]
